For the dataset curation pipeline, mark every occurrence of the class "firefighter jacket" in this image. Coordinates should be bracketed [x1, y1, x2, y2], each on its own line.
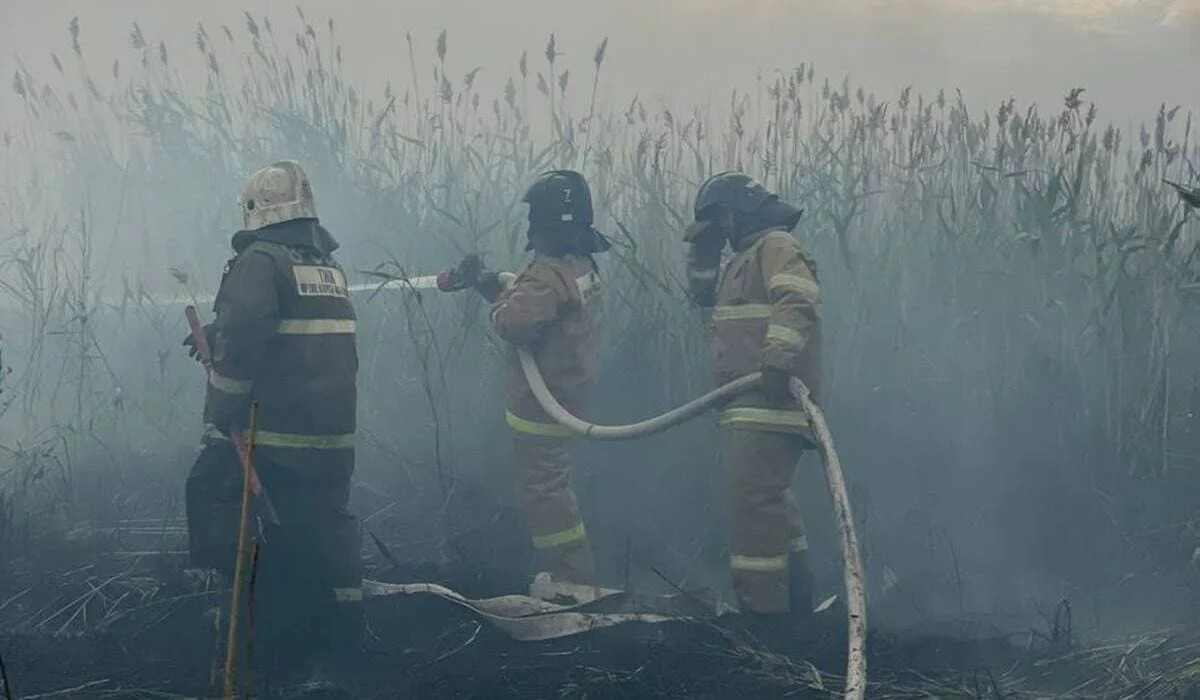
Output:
[490, 253, 602, 438]
[686, 228, 821, 434]
[202, 220, 358, 476]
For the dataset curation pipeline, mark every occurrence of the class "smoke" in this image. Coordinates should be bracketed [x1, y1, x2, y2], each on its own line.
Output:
[1, 0, 1197, 641]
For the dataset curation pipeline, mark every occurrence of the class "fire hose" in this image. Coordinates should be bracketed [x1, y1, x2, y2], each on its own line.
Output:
[176, 265, 865, 695]
[481, 271, 867, 698]
[328, 268, 865, 698]
[518, 348, 865, 696]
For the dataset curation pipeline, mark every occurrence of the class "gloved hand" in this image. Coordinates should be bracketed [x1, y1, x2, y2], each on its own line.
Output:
[436, 253, 506, 301]
[760, 366, 795, 407]
[455, 253, 484, 286]
[437, 253, 484, 292]
[684, 220, 726, 265]
[182, 323, 216, 362]
[475, 271, 503, 303]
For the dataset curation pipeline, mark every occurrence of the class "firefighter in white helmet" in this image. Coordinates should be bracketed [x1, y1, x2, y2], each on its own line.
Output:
[183, 160, 362, 691]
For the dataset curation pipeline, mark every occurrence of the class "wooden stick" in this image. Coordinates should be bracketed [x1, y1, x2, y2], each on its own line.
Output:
[242, 539, 262, 700]
[223, 401, 260, 700]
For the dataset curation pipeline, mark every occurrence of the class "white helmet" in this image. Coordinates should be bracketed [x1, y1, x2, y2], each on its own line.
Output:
[239, 160, 317, 231]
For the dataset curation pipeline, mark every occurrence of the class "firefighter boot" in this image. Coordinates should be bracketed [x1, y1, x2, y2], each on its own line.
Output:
[741, 611, 807, 657]
[789, 550, 815, 622]
[293, 593, 365, 698]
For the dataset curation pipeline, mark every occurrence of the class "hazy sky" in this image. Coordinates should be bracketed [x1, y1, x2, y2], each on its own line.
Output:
[1, 0, 1197, 133]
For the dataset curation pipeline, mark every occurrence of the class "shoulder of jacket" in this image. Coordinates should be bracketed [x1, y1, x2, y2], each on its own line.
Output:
[758, 229, 801, 251]
[757, 230, 818, 279]
[762, 231, 816, 261]
[572, 253, 600, 276]
[521, 256, 572, 292]
[236, 240, 290, 263]
[223, 245, 270, 275]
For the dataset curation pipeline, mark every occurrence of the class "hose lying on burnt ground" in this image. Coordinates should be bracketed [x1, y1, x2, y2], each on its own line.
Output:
[351, 269, 866, 697]
[518, 348, 866, 700]
[497, 274, 866, 698]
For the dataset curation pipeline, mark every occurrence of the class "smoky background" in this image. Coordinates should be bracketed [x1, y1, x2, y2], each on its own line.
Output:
[0, 0, 1198, 641]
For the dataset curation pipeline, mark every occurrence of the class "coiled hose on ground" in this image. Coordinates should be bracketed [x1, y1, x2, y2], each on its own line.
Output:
[499, 275, 866, 698]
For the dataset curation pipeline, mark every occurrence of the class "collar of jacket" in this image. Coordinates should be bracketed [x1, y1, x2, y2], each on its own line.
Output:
[230, 218, 340, 256]
[731, 227, 785, 253]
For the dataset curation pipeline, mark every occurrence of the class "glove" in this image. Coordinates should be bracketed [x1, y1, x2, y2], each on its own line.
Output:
[475, 271, 503, 303]
[760, 366, 795, 407]
[455, 253, 484, 287]
[182, 323, 216, 362]
[437, 254, 486, 292]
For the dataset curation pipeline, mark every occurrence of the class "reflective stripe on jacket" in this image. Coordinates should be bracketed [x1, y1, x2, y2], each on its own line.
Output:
[490, 253, 602, 436]
[203, 237, 358, 475]
[688, 228, 821, 434]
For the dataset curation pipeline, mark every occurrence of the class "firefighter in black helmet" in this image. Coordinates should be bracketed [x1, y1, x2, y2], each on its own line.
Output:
[460, 170, 610, 595]
[685, 170, 821, 639]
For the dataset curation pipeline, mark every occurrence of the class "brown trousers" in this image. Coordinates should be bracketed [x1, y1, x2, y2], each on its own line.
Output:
[724, 428, 810, 613]
[511, 432, 596, 585]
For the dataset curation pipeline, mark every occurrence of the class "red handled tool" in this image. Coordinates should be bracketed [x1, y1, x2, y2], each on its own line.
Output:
[185, 306, 281, 530]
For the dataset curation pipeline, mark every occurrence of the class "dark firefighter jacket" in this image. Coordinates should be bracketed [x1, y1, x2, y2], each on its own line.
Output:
[202, 219, 358, 476]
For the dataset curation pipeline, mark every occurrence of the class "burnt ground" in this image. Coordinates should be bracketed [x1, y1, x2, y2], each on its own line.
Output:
[0, 577, 1023, 700]
[1, 519, 1200, 699]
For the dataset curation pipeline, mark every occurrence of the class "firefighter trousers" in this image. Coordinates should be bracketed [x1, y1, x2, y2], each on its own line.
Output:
[185, 442, 363, 668]
[723, 428, 811, 614]
[510, 431, 596, 585]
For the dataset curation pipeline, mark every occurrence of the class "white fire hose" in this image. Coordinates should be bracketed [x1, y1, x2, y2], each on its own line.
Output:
[352, 270, 865, 697]
[495, 272, 868, 699]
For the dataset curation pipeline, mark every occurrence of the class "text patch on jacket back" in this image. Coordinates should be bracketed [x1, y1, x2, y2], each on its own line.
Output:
[294, 265, 349, 298]
[575, 270, 600, 306]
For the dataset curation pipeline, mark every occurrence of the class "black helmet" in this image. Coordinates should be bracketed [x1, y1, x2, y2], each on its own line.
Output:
[523, 170, 593, 228]
[522, 169, 611, 255]
[694, 171, 773, 221]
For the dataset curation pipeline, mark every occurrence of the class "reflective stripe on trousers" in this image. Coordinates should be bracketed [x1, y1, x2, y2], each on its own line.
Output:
[532, 522, 587, 549]
[506, 410, 573, 438]
[730, 536, 807, 572]
[730, 552, 788, 572]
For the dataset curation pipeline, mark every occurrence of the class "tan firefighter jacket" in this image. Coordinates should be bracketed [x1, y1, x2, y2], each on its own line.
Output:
[490, 253, 602, 438]
[202, 222, 358, 476]
[687, 227, 821, 434]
